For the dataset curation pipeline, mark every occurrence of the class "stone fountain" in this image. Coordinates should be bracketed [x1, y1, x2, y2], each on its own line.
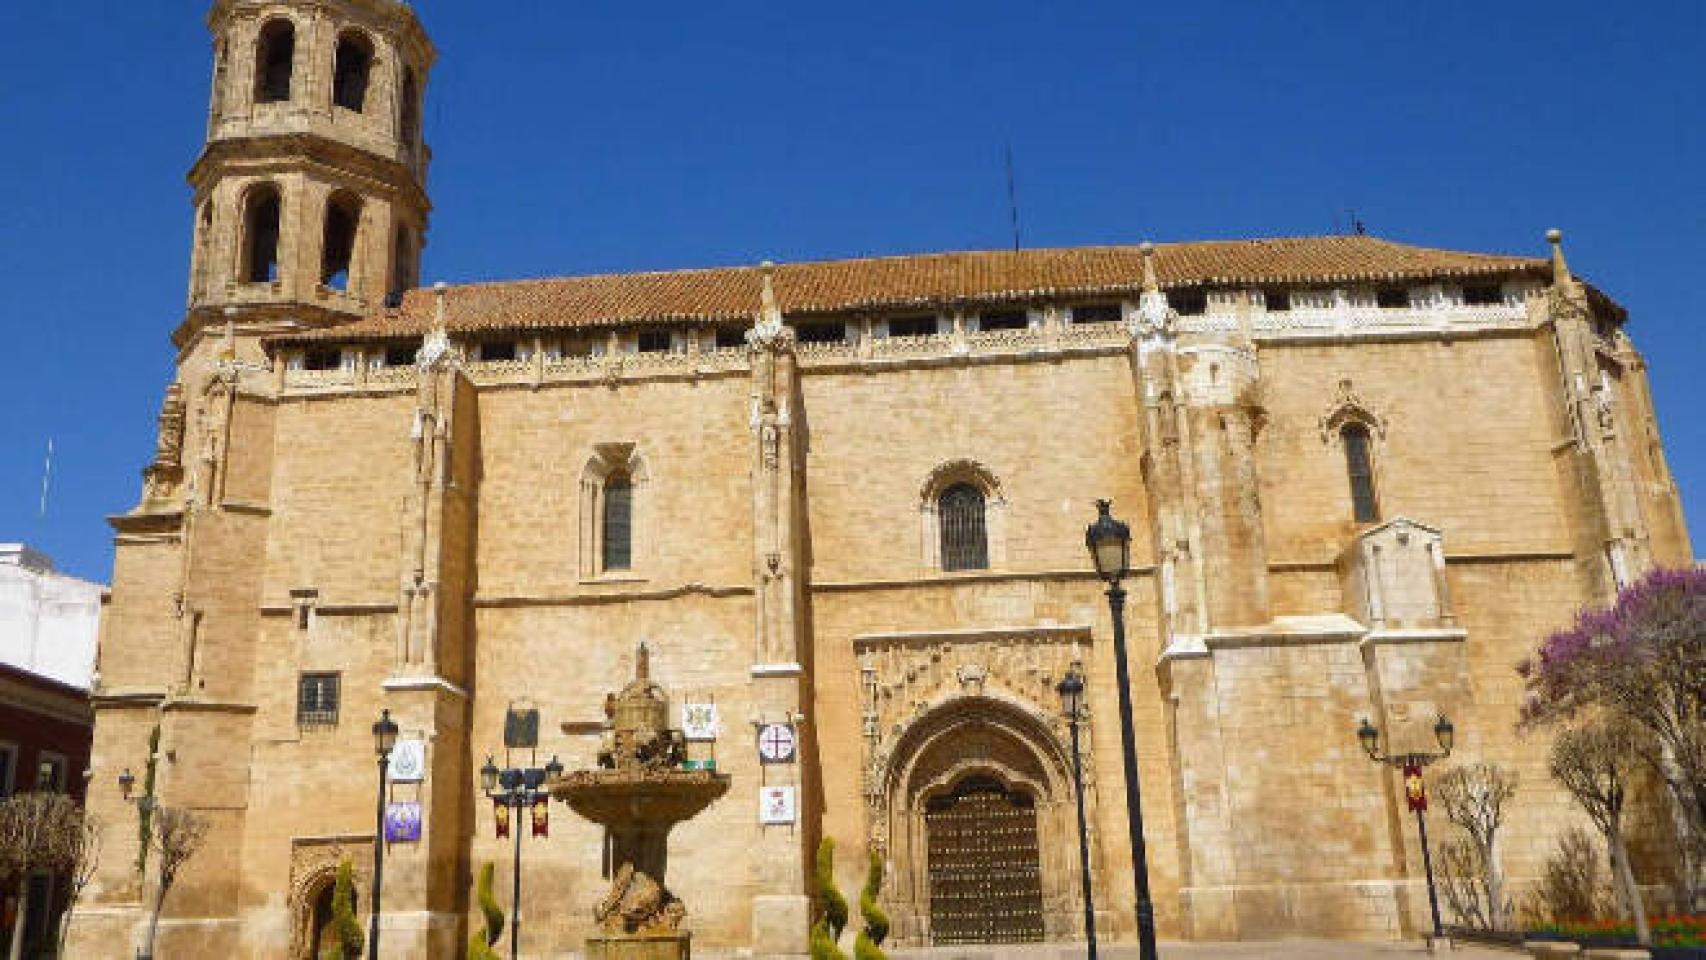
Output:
[554, 644, 729, 960]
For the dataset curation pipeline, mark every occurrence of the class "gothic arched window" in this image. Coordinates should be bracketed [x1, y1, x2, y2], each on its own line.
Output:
[1342, 422, 1379, 523]
[939, 483, 988, 572]
[242, 184, 282, 284]
[321, 193, 362, 290]
[332, 32, 375, 112]
[255, 20, 295, 104]
[602, 473, 634, 572]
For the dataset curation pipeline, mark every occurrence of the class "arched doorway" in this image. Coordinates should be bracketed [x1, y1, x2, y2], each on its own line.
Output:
[871, 694, 1090, 947]
[291, 870, 360, 960]
[925, 775, 1045, 944]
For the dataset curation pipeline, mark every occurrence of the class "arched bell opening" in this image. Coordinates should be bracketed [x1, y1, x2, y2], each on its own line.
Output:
[876, 695, 1090, 948]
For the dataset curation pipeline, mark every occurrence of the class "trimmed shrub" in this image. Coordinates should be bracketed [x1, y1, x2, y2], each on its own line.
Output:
[468, 862, 504, 960]
[319, 859, 364, 960]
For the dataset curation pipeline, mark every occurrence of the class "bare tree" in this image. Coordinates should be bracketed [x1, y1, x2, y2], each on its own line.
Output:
[138, 805, 209, 960]
[55, 811, 101, 956]
[1549, 721, 1649, 946]
[1435, 762, 1518, 929]
[0, 792, 79, 960]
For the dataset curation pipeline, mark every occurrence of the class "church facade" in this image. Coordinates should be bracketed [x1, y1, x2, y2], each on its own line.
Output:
[70, 2, 1695, 958]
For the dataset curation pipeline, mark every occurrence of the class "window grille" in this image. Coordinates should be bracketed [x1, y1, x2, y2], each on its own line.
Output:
[939, 483, 989, 572]
[1342, 423, 1379, 523]
[603, 475, 633, 572]
[297, 673, 341, 728]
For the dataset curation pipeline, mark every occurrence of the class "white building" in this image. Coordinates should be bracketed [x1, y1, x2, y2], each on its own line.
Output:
[0, 544, 103, 690]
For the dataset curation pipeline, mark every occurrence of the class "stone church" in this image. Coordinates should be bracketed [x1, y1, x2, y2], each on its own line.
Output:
[71, 2, 1694, 958]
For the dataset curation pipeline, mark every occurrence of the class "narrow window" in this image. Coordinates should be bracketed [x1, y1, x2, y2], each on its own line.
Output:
[714, 326, 747, 350]
[887, 316, 937, 338]
[332, 32, 374, 112]
[389, 226, 413, 301]
[321, 193, 361, 290]
[1376, 287, 1409, 309]
[0, 744, 15, 798]
[255, 20, 295, 104]
[400, 67, 421, 150]
[242, 185, 282, 283]
[978, 310, 1028, 332]
[637, 330, 673, 353]
[1462, 284, 1504, 306]
[34, 753, 67, 793]
[297, 672, 341, 728]
[1262, 289, 1290, 312]
[939, 483, 989, 572]
[796, 321, 845, 345]
[603, 474, 633, 572]
[1342, 423, 1379, 523]
[1070, 304, 1121, 324]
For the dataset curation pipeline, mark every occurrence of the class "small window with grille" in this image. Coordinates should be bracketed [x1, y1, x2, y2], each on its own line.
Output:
[637, 330, 673, 353]
[938, 483, 989, 572]
[297, 673, 341, 728]
[1342, 423, 1379, 523]
[1262, 289, 1291, 312]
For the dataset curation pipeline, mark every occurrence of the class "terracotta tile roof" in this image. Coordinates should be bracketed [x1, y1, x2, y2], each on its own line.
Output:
[276, 234, 1550, 344]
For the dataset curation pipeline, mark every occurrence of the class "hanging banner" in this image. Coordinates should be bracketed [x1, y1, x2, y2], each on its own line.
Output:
[759, 785, 797, 825]
[1403, 762, 1427, 812]
[682, 703, 719, 742]
[531, 796, 550, 838]
[757, 723, 797, 764]
[495, 800, 511, 838]
[384, 802, 422, 842]
[388, 740, 426, 783]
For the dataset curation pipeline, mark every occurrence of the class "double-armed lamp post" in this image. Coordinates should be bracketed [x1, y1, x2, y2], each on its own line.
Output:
[1084, 500, 1159, 960]
[480, 752, 563, 960]
[1356, 713, 1455, 940]
[1056, 663, 1098, 960]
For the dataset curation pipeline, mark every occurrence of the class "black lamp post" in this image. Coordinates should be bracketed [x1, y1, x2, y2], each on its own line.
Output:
[1056, 662, 1098, 960]
[370, 709, 399, 960]
[1085, 499, 1159, 960]
[480, 752, 563, 960]
[1356, 713, 1455, 941]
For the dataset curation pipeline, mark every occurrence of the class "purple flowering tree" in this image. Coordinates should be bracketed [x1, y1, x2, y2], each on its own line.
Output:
[1519, 566, 1706, 911]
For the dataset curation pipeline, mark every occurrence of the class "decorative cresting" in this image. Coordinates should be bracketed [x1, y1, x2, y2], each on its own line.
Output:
[856, 628, 1094, 946]
[554, 644, 729, 960]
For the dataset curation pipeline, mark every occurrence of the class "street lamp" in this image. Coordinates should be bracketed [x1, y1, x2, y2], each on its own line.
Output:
[480, 751, 563, 960]
[1355, 713, 1455, 941]
[369, 709, 399, 960]
[118, 767, 158, 959]
[1056, 662, 1098, 960]
[1084, 499, 1158, 960]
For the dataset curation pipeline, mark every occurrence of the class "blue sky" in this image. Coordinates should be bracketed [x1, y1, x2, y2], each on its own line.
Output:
[0, 2, 1700, 582]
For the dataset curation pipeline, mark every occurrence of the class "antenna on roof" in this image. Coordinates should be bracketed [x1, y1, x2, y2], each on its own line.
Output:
[1345, 208, 1367, 236]
[38, 436, 53, 521]
[1005, 143, 1022, 253]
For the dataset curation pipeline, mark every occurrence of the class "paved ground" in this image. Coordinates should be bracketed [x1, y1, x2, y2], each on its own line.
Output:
[891, 940, 1522, 960]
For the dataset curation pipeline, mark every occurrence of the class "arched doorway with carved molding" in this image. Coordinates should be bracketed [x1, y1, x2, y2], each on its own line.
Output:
[866, 692, 1093, 947]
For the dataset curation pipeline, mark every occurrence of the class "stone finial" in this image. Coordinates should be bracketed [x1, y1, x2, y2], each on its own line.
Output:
[748, 261, 787, 346]
[417, 281, 453, 370]
[1547, 228, 1571, 285]
[1132, 240, 1173, 340]
[635, 640, 651, 681]
[1139, 241, 1159, 293]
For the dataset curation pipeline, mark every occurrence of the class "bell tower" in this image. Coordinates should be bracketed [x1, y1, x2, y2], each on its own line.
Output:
[184, 0, 434, 351]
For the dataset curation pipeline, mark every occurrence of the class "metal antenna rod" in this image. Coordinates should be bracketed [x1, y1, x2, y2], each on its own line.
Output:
[1005, 143, 1022, 252]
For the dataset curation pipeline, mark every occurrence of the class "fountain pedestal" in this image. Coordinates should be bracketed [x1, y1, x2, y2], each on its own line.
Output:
[555, 645, 730, 960]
